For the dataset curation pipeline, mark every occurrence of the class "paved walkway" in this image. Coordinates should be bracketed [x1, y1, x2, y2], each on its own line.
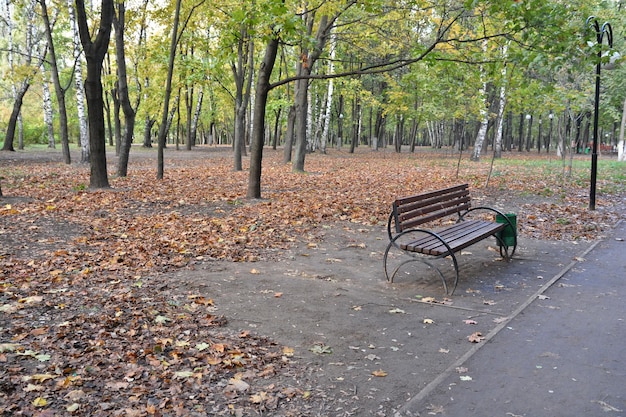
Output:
[398, 220, 626, 417]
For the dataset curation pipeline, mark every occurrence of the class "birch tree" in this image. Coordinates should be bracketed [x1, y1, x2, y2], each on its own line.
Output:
[471, 39, 489, 161]
[68, 0, 89, 162]
[40, 63, 55, 148]
[41, 0, 71, 163]
[493, 42, 509, 159]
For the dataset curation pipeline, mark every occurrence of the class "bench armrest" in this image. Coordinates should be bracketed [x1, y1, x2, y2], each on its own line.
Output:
[461, 206, 517, 257]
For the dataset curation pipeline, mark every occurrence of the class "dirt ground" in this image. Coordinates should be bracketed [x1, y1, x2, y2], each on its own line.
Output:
[1, 146, 622, 416]
[168, 220, 596, 416]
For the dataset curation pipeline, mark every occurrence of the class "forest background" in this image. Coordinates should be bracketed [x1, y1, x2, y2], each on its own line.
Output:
[1, 0, 626, 195]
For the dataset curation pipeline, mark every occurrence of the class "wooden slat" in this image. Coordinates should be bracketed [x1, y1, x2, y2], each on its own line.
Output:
[396, 190, 469, 215]
[400, 221, 483, 252]
[399, 202, 470, 231]
[393, 185, 472, 233]
[401, 220, 505, 256]
[394, 184, 468, 207]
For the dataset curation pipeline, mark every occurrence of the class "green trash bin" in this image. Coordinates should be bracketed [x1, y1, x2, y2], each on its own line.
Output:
[495, 213, 517, 247]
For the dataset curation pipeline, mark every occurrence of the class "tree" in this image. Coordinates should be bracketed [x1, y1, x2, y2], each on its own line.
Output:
[40, 0, 71, 164]
[2, 0, 44, 152]
[247, 35, 279, 198]
[156, 0, 182, 180]
[76, 0, 114, 188]
[113, 0, 139, 177]
[67, 0, 90, 162]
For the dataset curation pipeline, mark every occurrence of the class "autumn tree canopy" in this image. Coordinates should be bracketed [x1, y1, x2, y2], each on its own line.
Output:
[0, 0, 625, 192]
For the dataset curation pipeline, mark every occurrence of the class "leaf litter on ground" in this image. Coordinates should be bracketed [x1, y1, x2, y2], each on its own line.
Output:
[1, 148, 624, 415]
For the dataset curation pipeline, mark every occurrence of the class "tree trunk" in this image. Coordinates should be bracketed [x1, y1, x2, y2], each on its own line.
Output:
[191, 88, 203, 147]
[2, 83, 29, 152]
[272, 107, 281, 150]
[76, 0, 114, 189]
[617, 97, 626, 161]
[114, 1, 137, 177]
[233, 31, 253, 171]
[247, 36, 279, 199]
[185, 84, 194, 150]
[157, 0, 181, 179]
[40, 64, 55, 148]
[113, 88, 121, 154]
[68, 0, 89, 162]
[143, 117, 155, 147]
[282, 105, 295, 163]
[471, 39, 489, 161]
[293, 15, 331, 172]
[320, 32, 335, 154]
[41, 0, 71, 162]
[493, 43, 509, 159]
[525, 115, 533, 151]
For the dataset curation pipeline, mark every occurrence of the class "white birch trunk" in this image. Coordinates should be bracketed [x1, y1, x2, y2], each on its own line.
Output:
[68, 0, 89, 161]
[314, 95, 324, 151]
[321, 31, 335, 153]
[306, 89, 314, 151]
[494, 43, 509, 157]
[191, 88, 203, 144]
[618, 96, 626, 162]
[472, 39, 489, 161]
[40, 63, 55, 148]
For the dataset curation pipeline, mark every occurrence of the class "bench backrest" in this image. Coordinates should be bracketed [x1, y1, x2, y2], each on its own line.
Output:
[392, 184, 471, 232]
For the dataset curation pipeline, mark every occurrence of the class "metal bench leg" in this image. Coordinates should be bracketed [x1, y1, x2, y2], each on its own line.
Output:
[447, 252, 460, 296]
[385, 242, 458, 296]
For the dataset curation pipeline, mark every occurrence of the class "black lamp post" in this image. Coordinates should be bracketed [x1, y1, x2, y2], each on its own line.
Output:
[586, 16, 613, 211]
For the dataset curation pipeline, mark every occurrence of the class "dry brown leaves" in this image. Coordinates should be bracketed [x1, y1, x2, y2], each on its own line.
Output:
[0, 147, 624, 415]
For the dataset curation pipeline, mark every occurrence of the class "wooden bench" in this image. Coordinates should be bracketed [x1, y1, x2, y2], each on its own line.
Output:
[383, 184, 517, 295]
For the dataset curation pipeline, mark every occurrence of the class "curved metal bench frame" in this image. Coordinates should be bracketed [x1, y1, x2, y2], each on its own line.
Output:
[383, 188, 517, 295]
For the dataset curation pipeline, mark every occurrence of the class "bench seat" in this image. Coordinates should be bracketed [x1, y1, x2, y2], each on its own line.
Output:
[401, 220, 506, 256]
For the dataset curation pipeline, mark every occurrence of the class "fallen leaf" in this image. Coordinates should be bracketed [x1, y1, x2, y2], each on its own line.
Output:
[371, 369, 387, 377]
[389, 308, 405, 314]
[226, 378, 250, 392]
[438, 348, 449, 354]
[282, 347, 294, 357]
[154, 315, 170, 324]
[274, 292, 283, 298]
[33, 397, 48, 407]
[18, 296, 43, 304]
[0, 343, 20, 352]
[195, 342, 210, 351]
[249, 392, 268, 404]
[65, 390, 85, 401]
[67, 403, 80, 412]
[30, 374, 56, 382]
[468, 332, 485, 343]
[309, 344, 332, 354]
